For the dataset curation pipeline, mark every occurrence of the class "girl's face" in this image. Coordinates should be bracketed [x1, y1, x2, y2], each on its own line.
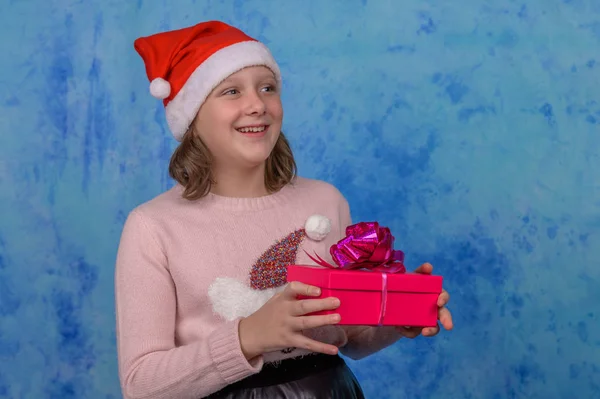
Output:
[192, 66, 283, 173]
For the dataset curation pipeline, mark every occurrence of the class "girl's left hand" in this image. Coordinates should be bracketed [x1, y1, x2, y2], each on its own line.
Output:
[396, 263, 453, 339]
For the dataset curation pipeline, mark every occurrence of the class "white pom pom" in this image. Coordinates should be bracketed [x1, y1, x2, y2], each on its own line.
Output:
[149, 77, 171, 99]
[304, 214, 331, 241]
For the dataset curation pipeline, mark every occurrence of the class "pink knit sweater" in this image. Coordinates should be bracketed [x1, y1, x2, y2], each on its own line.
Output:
[115, 176, 402, 399]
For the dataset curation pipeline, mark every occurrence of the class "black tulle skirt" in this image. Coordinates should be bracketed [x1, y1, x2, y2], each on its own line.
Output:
[205, 353, 365, 398]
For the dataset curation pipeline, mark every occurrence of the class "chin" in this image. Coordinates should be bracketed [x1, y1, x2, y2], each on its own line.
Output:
[238, 143, 278, 166]
[241, 154, 271, 168]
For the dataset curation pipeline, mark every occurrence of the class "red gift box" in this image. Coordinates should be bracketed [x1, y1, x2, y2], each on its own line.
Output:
[287, 220, 444, 326]
[287, 265, 442, 326]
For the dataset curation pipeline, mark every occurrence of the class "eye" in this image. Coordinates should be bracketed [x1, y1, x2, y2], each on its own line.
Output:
[222, 88, 239, 96]
[261, 84, 277, 92]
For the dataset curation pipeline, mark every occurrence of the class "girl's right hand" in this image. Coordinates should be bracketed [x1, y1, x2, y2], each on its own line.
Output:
[239, 281, 342, 360]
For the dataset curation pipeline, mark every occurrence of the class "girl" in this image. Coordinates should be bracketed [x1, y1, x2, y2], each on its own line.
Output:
[115, 20, 452, 399]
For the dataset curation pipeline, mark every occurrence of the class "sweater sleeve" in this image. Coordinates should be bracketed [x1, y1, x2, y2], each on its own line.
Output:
[115, 209, 263, 399]
[335, 194, 403, 360]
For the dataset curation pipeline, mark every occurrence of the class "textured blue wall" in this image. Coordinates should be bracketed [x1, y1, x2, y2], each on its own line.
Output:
[1, 1, 599, 398]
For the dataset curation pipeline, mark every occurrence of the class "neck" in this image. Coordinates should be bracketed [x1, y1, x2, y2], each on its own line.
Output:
[210, 163, 269, 198]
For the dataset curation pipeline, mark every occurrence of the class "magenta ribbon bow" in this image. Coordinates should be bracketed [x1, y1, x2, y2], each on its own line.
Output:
[305, 222, 406, 326]
[306, 222, 406, 274]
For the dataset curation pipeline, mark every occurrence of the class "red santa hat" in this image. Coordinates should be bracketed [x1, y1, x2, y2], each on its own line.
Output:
[134, 21, 282, 141]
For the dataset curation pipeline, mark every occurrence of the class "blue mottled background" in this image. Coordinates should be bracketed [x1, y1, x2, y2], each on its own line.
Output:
[1, 0, 599, 398]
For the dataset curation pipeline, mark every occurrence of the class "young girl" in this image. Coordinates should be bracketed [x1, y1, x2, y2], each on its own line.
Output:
[115, 20, 452, 399]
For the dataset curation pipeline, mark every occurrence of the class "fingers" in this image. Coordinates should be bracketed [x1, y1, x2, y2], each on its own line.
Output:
[436, 288, 452, 330]
[401, 305, 452, 339]
[421, 326, 440, 337]
[413, 262, 433, 274]
[293, 296, 340, 316]
[438, 289, 450, 307]
[294, 313, 341, 330]
[439, 307, 453, 330]
[294, 335, 339, 355]
[397, 326, 423, 339]
[422, 306, 452, 337]
[410, 264, 452, 337]
[285, 281, 321, 298]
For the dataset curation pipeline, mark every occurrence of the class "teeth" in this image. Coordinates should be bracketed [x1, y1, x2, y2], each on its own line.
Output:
[238, 126, 266, 133]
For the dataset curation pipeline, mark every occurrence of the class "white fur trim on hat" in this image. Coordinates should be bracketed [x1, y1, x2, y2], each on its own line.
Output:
[208, 277, 284, 321]
[165, 40, 282, 141]
[150, 77, 171, 99]
[305, 214, 331, 241]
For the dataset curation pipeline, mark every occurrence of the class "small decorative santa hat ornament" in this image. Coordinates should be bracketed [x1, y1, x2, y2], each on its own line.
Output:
[134, 21, 282, 141]
[304, 214, 331, 241]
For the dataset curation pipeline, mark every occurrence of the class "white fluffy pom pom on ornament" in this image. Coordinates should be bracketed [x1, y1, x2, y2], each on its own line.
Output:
[149, 77, 171, 99]
[304, 214, 331, 241]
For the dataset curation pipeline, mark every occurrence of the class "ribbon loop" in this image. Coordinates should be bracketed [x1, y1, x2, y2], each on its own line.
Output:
[303, 221, 406, 327]
[305, 221, 406, 274]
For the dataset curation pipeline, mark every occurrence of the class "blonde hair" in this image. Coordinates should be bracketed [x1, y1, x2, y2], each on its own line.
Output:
[168, 127, 297, 200]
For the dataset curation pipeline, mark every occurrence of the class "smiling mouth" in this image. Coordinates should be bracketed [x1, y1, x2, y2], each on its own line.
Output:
[236, 125, 268, 133]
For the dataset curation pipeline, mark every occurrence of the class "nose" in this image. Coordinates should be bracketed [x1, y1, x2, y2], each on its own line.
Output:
[244, 90, 266, 115]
